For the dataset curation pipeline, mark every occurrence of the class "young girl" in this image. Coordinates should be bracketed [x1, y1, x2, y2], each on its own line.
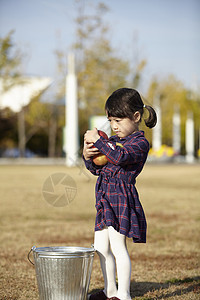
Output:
[83, 88, 157, 300]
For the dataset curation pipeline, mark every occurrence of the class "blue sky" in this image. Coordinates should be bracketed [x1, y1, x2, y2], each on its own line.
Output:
[0, 0, 199, 93]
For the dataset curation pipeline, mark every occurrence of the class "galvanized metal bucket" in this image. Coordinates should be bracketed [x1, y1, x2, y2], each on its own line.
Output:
[28, 246, 95, 300]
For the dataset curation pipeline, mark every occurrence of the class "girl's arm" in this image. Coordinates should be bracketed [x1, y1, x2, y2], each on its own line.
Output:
[83, 140, 99, 161]
[82, 138, 103, 176]
[93, 134, 149, 165]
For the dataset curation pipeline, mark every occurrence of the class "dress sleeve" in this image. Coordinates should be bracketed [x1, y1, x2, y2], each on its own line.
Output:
[93, 136, 149, 165]
[82, 155, 103, 176]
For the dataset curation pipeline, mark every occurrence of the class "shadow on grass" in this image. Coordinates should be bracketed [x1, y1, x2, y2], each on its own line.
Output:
[89, 277, 200, 299]
[130, 276, 200, 299]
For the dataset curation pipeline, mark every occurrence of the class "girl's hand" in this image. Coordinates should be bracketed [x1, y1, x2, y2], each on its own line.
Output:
[84, 128, 100, 144]
[83, 140, 100, 161]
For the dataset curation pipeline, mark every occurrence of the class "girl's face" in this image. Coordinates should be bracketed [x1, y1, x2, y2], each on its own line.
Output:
[107, 112, 141, 138]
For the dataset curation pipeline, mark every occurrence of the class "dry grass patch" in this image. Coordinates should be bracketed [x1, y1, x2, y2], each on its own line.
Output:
[0, 163, 199, 299]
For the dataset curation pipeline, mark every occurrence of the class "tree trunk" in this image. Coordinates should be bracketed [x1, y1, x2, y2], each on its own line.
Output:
[48, 116, 57, 157]
[18, 108, 26, 157]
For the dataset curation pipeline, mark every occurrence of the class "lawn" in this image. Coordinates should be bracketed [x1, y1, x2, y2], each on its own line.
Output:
[0, 163, 199, 299]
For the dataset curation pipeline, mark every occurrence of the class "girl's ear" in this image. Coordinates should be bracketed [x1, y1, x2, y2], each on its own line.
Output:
[133, 111, 141, 123]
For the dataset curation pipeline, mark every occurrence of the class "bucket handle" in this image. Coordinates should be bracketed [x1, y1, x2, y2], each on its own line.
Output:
[28, 246, 36, 265]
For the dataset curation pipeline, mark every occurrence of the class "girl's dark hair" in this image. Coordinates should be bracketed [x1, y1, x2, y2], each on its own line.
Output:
[105, 88, 157, 128]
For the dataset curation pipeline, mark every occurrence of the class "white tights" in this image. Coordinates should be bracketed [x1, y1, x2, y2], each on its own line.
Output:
[94, 226, 132, 300]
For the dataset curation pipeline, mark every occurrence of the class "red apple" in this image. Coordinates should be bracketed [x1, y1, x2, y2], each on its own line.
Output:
[98, 130, 108, 139]
[93, 153, 108, 166]
[92, 130, 108, 166]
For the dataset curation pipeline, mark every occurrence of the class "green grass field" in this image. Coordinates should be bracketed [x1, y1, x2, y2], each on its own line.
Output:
[0, 163, 200, 299]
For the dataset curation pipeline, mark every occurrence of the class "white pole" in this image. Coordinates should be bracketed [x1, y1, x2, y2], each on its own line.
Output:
[172, 105, 181, 155]
[185, 112, 195, 163]
[152, 95, 162, 151]
[65, 53, 79, 166]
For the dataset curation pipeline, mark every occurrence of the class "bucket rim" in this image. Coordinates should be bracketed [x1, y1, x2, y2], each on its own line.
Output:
[31, 246, 96, 256]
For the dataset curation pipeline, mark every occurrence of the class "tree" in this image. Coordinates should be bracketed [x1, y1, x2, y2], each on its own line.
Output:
[146, 75, 200, 155]
[72, 1, 130, 147]
[42, 1, 147, 157]
[0, 31, 24, 156]
[0, 30, 23, 91]
[44, 49, 66, 157]
[0, 31, 60, 157]
[0, 107, 18, 156]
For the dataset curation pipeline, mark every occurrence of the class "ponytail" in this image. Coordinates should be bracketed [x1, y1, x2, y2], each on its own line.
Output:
[143, 105, 157, 128]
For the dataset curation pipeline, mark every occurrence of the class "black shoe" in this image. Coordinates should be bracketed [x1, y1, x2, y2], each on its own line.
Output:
[89, 290, 107, 300]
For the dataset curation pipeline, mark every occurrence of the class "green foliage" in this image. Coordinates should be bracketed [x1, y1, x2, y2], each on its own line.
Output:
[0, 30, 23, 91]
[0, 31, 24, 153]
[44, 1, 147, 153]
[73, 1, 110, 51]
[146, 75, 200, 153]
[25, 100, 51, 127]
[78, 39, 130, 116]
[73, 0, 131, 142]
[25, 99, 65, 156]
[0, 30, 20, 76]
[2, 4, 199, 157]
[132, 59, 147, 88]
[0, 30, 65, 157]
[0, 108, 18, 151]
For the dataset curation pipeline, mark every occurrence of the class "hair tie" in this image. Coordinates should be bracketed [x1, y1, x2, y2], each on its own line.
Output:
[143, 104, 146, 108]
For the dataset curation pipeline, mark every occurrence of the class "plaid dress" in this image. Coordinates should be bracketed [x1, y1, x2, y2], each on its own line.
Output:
[84, 131, 149, 243]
